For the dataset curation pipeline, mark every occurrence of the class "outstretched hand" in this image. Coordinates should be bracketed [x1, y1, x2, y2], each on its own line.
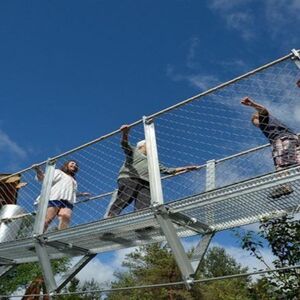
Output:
[240, 97, 254, 106]
[120, 124, 130, 133]
[185, 165, 199, 171]
[32, 164, 41, 171]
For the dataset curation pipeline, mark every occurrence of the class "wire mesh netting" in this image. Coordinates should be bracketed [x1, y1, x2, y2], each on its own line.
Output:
[0, 52, 299, 243]
[154, 57, 300, 204]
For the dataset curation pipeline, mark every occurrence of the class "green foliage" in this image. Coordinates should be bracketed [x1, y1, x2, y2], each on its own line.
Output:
[196, 247, 251, 300]
[57, 278, 103, 300]
[0, 258, 70, 296]
[239, 214, 300, 299]
[106, 244, 252, 300]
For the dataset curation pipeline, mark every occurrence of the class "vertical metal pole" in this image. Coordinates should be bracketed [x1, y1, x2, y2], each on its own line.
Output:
[206, 159, 216, 191]
[291, 49, 300, 69]
[143, 116, 194, 287]
[206, 159, 216, 230]
[143, 116, 164, 206]
[33, 159, 57, 293]
[33, 159, 56, 235]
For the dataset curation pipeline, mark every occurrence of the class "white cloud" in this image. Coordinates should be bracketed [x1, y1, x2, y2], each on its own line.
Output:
[209, 0, 300, 45]
[0, 129, 26, 159]
[209, 0, 254, 41]
[74, 247, 136, 285]
[166, 64, 220, 91]
[265, 0, 300, 38]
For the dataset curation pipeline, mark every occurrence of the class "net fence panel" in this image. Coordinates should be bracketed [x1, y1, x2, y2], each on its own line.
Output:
[0, 165, 46, 242]
[49, 122, 146, 230]
[155, 57, 300, 204]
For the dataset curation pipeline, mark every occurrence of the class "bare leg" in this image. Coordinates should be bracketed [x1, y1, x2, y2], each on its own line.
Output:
[57, 207, 72, 230]
[44, 207, 59, 232]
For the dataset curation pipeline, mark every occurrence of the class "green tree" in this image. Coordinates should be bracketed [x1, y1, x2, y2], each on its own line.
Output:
[106, 244, 252, 300]
[239, 214, 300, 300]
[0, 258, 70, 298]
[57, 277, 103, 300]
[197, 247, 251, 300]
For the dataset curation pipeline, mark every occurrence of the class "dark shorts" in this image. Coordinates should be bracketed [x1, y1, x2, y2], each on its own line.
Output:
[272, 135, 300, 170]
[48, 200, 74, 210]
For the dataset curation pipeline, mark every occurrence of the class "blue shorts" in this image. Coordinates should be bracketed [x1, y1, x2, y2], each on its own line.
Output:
[48, 200, 74, 210]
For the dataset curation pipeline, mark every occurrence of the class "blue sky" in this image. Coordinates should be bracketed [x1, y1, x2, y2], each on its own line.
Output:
[1, 0, 300, 289]
[1, 0, 300, 172]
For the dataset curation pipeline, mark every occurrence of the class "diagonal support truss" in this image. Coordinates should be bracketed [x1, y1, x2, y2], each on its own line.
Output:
[191, 232, 215, 274]
[154, 206, 195, 287]
[56, 253, 96, 292]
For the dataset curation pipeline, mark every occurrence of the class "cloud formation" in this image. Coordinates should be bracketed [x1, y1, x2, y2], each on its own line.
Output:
[209, 0, 300, 46]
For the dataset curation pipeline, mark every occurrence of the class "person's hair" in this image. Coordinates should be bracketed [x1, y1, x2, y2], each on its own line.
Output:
[136, 140, 146, 148]
[61, 160, 79, 177]
[251, 112, 259, 124]
[297, 79, 300, 86]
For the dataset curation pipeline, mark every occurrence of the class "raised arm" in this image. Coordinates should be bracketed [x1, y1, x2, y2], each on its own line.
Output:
[120, 124, 133, 155]
[241, 97, 268, 115]
[159, 164, 199, 175]
[120, 124, 130, 144]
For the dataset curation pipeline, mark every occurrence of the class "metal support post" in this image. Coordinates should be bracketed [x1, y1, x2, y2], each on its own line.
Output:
[33, 159, 57, 293]
[191, 232, 215, 274]
[155, 206, 195, 288]
[205, 159, 216, 226]
[291, 49, 300, 69]
[56, 253, 96, 292]
[206, 159, 216, 191]
[33, 159, 56, 235]
[34, 238, 57, 293]
[143, 116, 164, 206]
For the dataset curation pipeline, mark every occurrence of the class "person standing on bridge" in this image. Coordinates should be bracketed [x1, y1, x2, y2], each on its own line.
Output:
[106, 124, 198, 217]
[34, 160, 86, 231]
[241, 96, 300, 198]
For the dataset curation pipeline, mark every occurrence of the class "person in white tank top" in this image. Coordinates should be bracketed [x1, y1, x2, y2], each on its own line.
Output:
[34, 160, 80, 231]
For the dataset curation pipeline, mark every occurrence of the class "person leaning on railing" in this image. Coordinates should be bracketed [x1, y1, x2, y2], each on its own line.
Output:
[106, 124, 198, 218]
[33, 160, 89, 231]
[241, 91, 300, 199]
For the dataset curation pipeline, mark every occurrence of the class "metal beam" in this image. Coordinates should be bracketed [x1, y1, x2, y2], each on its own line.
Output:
[33, 159, 56, 235]
[167, 211, 211, 233]
[143, 117, 164, 206]
[0, 256, 14, 265]
[191, 232, 215, 274]
[155, 206, 194, 288]
[0, 265, 14, 277]
[291, 48, 300, 69]
[34, 238, 57, 293]
[46, 241, 90, 256]
[56, 254, 96, 292]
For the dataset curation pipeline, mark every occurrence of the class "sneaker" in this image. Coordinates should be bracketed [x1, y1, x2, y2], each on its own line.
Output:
[270, 185, 294, 199]
[101, 232, 115, 240]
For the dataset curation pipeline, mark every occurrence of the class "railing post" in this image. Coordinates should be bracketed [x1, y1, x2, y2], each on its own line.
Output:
[33, 159, 56, 235]
[33, 159, 57, 293]
[206, 159, 216, 191]
[143, 116, 164, 206]
[291, 49, 300, 69]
